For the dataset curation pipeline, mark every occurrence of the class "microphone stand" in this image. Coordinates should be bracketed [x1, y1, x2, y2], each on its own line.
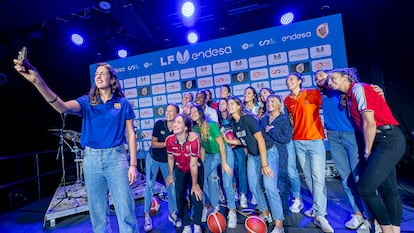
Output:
[50, 113, 69, 209]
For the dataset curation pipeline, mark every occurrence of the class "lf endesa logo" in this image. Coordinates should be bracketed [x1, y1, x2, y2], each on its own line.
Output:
[160, 46, 233, 66]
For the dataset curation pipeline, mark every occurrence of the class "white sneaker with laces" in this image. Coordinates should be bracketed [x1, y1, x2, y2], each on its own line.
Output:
[201, 206, 208, 222]
[144, 216, 152, 232]
[270, 226, 285, 233]
[304, 207, 315, 217]
[168, 212, 182, 228]
[289, 199, 304, 213]
[240, 193, 248, 208]
[182, 225, 192, 233]
[194, 224, 202, 233]
[345, 214, 364, 229]
[314, 216, 334, 233]
[227, 210, 237, 228]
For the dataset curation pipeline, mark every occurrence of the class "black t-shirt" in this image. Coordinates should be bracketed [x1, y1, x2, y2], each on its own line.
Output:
[151, 119, 173, 162]
[231, 114, 274, 156]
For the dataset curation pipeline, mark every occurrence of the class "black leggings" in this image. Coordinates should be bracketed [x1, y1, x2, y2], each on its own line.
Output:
[174, 161, 204, 226]
[356, 127, 405, 226]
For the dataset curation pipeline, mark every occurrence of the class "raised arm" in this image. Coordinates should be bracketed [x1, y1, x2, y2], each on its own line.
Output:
[13, 54, 81, 114]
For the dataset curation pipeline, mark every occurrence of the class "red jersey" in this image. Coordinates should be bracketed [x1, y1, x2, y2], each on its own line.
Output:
[346, 82, 399, 129]
[166, 134, 200, 173]
[284, 89, 325, 140]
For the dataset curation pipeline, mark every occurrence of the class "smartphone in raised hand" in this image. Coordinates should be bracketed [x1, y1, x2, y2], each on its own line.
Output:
[18, 46, 27, 61]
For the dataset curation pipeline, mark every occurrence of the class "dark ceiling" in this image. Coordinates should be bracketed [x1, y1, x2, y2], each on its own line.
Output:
[1, 0, 389, 62]
[0, 0, 414, 155]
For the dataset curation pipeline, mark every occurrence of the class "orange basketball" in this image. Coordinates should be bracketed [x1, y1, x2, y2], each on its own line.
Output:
[207, 212, 226, 233]
[245, 215, 267, 233]
[150, 196, 160, 213]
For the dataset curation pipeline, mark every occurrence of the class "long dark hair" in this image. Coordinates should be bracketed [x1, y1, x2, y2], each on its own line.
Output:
[191, 104, 210, 141]
[89, 63, 124, 105]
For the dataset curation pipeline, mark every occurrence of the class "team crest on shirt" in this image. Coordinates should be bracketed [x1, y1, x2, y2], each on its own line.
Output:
[114, 102, 121, 109]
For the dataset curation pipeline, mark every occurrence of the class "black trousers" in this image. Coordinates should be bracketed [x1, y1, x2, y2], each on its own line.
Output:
[356, 127, 406, 226]
[174, 160, 204, 226]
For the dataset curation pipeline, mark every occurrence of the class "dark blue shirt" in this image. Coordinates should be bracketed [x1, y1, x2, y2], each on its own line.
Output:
[231, 114, 274, 156]
[76, 95, 135, 149]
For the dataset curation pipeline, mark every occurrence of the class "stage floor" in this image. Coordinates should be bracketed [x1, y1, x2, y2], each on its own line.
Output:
[1, 175, 414, 233]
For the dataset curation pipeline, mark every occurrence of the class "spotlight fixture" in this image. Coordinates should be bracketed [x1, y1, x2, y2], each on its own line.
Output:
[187, 31, 198, 44]
[280, 12, 294, 25]
[97, 1, 112, 11]
[117, 49, 128, 58]
[71, 33, 84, 46]
[182, 1, 195, 18]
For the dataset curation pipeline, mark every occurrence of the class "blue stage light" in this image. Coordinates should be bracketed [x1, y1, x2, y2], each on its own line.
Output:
[71, 33, 84, 46]
[117, 49, 128, 58]
[187, 32, 198, 44]
[280, 12, 294, 25]
[182, 1, 195, 17]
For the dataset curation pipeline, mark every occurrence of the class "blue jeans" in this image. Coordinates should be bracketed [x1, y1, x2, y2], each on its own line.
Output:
[83, 145, 138, 233]
[286, 140, 301, 199]
[144, 154, 177, 214]
[294, 139, 327, 217]
[247, 146, 284, 220]
[233, 147, 247, 194]
[223, 144, 236, 210]
[327, 130, 365, 214]
[203, 153, 221, 208]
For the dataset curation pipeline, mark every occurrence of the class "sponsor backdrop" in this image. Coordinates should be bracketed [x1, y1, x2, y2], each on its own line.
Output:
[89, 13, 348, 154]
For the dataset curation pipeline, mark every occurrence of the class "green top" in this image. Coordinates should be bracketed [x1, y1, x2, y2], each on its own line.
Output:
[193, 121, 221, 154]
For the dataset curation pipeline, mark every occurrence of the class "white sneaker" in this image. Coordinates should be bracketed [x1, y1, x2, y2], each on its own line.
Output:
[304, 207, 315, 217]
[227, 210, 237, 228]
[240, 193, 248, 208]
[194, 224, 202, 233]
[314, 216, 334, 233]
[168, 212, 182, 228]
[357, 220, 371, 233]
[144, 216, 152, 232]
[345, 214, 364, 229]
[270, 226, 285, 233]
[374, 222, 382, 233]
[289, 199, 304, 213]
[259, 213, 273, 225]
[201, 206, 208, 222]
[251, 195, 257, 205]
[182, 225, 192, 233]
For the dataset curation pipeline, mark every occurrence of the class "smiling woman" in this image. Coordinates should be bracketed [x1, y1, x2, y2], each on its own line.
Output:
[12, 54, 139, 233]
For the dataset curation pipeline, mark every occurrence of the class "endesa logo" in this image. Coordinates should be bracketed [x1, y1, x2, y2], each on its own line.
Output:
[160, 46, 233, 66]
[281, 31, 312, 42]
